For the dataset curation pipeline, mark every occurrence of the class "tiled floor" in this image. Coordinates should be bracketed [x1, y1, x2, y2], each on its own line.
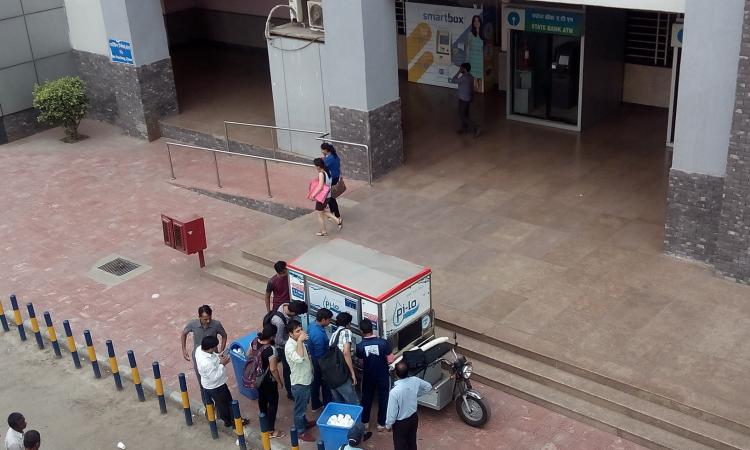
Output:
[0, 120, 643, 449]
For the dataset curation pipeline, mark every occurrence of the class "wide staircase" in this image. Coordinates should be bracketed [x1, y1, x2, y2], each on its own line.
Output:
[203, 244, 750, 450]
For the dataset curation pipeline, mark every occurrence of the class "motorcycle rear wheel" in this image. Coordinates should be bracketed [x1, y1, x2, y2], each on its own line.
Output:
[455, 395, 490, 427]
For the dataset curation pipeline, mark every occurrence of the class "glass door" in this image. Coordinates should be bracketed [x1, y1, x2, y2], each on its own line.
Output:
[510, 30, 581, 125]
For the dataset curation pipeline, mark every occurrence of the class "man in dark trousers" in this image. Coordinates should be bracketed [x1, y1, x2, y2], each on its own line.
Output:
[450, 62, 480, 137]
[265, 261, 290, 312]
[385, 361, 432, 450]
[181, 304, 227, 403]
[195, 335, 249, 429]
[356, 319, 392, 433]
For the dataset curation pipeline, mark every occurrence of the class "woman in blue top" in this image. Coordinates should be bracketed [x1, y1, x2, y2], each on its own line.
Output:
[321, 143, 343, 227]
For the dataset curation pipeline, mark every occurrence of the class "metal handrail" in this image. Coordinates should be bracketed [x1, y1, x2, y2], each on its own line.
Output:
[223, 121, 372, 185]
[165, 141, 314, 198]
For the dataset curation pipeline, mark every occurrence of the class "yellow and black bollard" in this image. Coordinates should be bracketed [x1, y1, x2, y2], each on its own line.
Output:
[26, 303, 44, 349]
[106, 340, 123, 390]
[152, 362, 167, 414]
[43, 311, 62, 358]
[0, 299, 10, 332]
[83, 330, 101, 378]
[9, 295, 26, 341]
[205, 399, 219, 439]
[127, 350, 145, 401]
[259, 412, 271, 450]
[231, 400, 247, 450]
[178, 373, 193, 426]
[62, 320, 81, 368]
[290, 427, 299, 450]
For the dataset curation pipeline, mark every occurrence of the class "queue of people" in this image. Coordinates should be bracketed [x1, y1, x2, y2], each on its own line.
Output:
[181, 246, 433, 449]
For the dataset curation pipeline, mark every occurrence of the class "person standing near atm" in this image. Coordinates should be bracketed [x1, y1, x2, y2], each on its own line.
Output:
[450, 62, 480, 137]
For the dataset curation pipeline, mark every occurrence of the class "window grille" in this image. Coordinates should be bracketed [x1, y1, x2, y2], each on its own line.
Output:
[625, 10, 675, 67]
[396, 0, 406, 35]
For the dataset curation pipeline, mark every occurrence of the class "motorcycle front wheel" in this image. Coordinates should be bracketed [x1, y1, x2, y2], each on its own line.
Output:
[455, 395, 491, 427]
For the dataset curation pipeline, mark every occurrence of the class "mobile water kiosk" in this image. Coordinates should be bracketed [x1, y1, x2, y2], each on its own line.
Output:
[287, 239, 433, 353]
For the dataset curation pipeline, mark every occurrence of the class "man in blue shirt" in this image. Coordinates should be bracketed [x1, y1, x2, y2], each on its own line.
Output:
[356, 319, 392, 433]
[385, 361, 432, 450]
[450, 62, 480, 137]
[306, 308, 333, 411]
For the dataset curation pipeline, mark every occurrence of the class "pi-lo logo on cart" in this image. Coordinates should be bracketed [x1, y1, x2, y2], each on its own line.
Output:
[393, 299, 419, 327]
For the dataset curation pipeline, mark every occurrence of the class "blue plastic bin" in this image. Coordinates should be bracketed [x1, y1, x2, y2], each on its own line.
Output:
[316, 403, 363, 450]
[228, 331, 258, 400]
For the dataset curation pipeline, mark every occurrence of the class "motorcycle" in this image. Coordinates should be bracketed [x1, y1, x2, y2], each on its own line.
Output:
[390, 335, 491, 427]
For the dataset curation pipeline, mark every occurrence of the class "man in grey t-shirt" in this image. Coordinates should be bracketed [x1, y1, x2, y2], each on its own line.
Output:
[450, 62, 480, 137]
[181, 304, 227, 402]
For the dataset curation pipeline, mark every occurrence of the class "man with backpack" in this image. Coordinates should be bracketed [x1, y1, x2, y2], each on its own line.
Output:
[245, 324, 286, 439]
[323, 312, 359, 405]
[264, 300, 308, 400]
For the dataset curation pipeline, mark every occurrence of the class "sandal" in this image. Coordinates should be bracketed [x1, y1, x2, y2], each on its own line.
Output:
[316, 232, 328, 236]
[270, 431, 286, 439]
[337, 218, 343, 231]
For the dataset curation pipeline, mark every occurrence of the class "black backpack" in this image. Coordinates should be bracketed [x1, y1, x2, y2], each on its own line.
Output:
[318, 329, 350, 389]
[262, 310, 287, 328]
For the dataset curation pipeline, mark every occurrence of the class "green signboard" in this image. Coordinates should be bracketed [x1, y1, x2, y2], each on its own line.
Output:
[526, 9, 582, 36]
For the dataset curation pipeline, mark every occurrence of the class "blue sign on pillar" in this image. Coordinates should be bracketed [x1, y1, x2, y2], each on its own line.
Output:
[109, 39, 134, 65]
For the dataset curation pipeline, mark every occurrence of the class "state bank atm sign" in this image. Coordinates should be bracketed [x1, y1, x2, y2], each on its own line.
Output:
[383, 275, 431, 336]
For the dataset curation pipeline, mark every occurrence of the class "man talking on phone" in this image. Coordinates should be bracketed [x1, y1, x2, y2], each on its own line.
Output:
[195, 335, 249, 429]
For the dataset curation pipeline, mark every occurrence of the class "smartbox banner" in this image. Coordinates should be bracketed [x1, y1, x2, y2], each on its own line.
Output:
[406, 3, 482, 89]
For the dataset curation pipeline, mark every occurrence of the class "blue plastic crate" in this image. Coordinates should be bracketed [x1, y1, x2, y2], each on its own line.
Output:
[316, 402, 363, 450]
[228, 331, 258, 400]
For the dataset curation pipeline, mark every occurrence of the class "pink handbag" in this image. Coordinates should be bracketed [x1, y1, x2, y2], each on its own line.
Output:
[308, 178, 330, 203]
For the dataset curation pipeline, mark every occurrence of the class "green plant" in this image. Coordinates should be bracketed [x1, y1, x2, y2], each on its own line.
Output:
[32, 76, 89, 142]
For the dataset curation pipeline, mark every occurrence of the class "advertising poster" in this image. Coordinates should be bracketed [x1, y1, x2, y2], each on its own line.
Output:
[406, 3, 488, 90]
[383, 275, 431, 337]
[361, 299, 381, 336]
[289, 269, 306, 302]
[308, 282, 360, 326]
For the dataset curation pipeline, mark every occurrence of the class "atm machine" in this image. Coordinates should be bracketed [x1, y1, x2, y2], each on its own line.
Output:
[550, 41, 580, 110]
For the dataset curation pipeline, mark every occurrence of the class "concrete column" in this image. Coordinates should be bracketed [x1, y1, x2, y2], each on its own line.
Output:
[324, 0, 403, 179]
[664, 0, 744, 262]
[715, 0, 750, 282]
[64, 0, 177, 139]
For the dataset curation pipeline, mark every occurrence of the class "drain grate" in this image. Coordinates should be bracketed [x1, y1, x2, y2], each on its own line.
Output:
[98, 258, 140, 276]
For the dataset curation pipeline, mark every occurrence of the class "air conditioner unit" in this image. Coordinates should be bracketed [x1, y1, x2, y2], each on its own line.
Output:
[308, 1, 324, 31]
[289, 0, 304, 22]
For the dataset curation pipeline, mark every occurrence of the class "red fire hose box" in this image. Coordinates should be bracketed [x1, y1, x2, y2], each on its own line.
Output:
[161, 214, 207, 267]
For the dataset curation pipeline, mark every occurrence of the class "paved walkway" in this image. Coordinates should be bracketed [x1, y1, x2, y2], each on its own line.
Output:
[0, 120, 642, 449]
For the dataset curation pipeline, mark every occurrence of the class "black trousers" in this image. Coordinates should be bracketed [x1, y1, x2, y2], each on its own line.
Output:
[329, 176, 341, 218]
[257, 379, 279, 432]
[207, 383, 234, 426]
[361, 376, 389, 426]
[458, 99, 477, 132]
[392, 413, 419, 450]
[276, 347, 293, 398]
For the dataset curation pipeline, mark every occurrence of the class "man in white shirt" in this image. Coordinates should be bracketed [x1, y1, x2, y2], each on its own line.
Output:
[4, 412, 25, 450]
[284, 319, 316, 442]
[195, 336, 248, 429]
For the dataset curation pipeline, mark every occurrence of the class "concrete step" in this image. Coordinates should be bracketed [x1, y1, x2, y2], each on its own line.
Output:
[240, 248, 277, 268]
[436, 319, 750, 439]
[469, 358, 717, 450]
[201, 262, 267, 299]
[220, 252, 275, 283]
[437, 327, 749, 450]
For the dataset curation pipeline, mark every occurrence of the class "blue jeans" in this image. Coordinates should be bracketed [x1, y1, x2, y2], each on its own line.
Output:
[291, 384, 311, 432]
[331, 379, 359, 405]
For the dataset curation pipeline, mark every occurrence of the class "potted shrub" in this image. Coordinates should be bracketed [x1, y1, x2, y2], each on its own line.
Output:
[32, 76, 89, 143]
